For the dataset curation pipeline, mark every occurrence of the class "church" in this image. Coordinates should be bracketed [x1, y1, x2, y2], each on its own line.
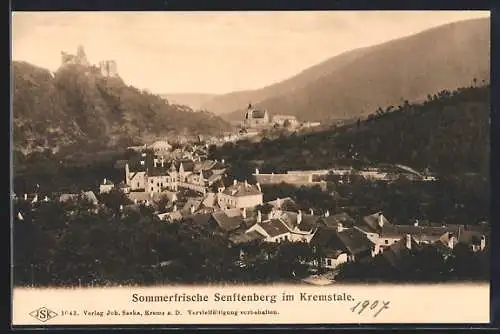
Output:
[243, 103, 270, 128]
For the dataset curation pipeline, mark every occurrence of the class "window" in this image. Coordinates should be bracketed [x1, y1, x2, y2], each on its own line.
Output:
[327, 259, 332, 266]
[385, 240, 389, 245]
[157, 183, 160, 187]
[150, 180, 153, 184]
[151, 187, 153, 192]
[137, 183, 140, 188]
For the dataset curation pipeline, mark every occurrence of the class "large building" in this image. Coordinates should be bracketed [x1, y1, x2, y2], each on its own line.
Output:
[243, 103, 269, 128]
[124, 152, 227, 196]
[217, 180, 263, 209]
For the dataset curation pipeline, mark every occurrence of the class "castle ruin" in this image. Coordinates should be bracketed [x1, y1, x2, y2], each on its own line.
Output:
[60, 45, 118, 77]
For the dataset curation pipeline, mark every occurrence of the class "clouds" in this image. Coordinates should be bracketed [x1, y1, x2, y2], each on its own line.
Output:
[12, 11, 490, 94]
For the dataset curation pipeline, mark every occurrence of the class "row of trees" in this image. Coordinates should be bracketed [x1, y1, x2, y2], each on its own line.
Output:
[13, 197, 313, 287]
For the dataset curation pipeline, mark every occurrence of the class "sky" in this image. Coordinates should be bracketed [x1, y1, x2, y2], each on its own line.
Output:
[12, 11, 490, 95]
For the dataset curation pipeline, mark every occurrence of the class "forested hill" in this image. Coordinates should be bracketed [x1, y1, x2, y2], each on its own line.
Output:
[212, 84, 490, 177]
[213, 18, 489, 123]
[12, 61, 232, 155]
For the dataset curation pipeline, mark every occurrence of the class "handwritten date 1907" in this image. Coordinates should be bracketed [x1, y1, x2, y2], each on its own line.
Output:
[350, 300, 390, 318]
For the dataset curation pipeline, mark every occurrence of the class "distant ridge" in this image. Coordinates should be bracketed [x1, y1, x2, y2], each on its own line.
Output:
[201, 18, 490, 123]
[160, 93, 220, 112]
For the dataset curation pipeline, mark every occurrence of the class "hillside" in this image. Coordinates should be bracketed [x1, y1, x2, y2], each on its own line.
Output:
[160, 93, 219, 111]
[205, 18, 489, 123]
[12, 61, 232, 155]
[211, 84, 490, 177]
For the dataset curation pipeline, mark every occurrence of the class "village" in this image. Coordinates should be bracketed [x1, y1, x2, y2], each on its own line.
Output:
[13, 131, 490, 285]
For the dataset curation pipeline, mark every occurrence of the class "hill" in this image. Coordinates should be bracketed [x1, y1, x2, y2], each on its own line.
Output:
[211, 84, 490, 177]
[12, 61, 232, 155]
[159, 93, 219, 111]
[203, 18, 489, 123]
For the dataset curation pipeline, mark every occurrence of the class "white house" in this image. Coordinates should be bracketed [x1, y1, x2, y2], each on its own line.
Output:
[217, 180, 263, 209]
[99, 178, 114, 194]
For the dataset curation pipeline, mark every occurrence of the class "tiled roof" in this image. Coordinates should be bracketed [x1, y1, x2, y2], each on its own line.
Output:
[212, 211, 243, 232]
[361, 212, 391, 232]
[311, 227, 373, 256]
[202, 192, 217, 208]
[182, 197, 203, 213]
[258, 219, 289, 238]
[336, 228, 373, 255]
[320, 213, 355, 229]
[222, 181, 262, 197]
[382, 237, 420, 268]
[297, 214, 321, 232]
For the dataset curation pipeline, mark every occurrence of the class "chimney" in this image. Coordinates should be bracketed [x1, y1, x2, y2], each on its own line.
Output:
[406, 234, 412, 250]
[337, 223, 343, 232]
[324, 210, 330, 217]
[255, 168, 260, 175]
[378, 213, 384, 227]
[257, 210, 262, 223]
[233, 179, 237, 186]
[414, 219, 419, 227]
[297, 210, 302, 224]
[222, 159, 225, 164]
[103, 178, 107, 184]
[244, 180, 248, 188]
[173, 204, 177, 212]
[241, 207, 247, 219]
[24, 194, 27, 200]
[256, 182, 261, 192]
[119, 204, 124, 211]
[480, 235, 486, 251]
[161, 157, 165, 168]
[309, 208, 314, 215]
[190, 205, 195, 214]
[276, 197, 281, 208]
[154, 159, 158, 168]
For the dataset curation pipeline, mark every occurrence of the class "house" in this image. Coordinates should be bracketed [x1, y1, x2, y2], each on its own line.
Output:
[118, 181, 131, 194]
[380, 234, 421, 270]
[246, 218, 292, 243]
[271, 115, 299, 128]
[99, 178, 114, 194]
[318, 212, 356, 230]
[157, 205, 183, 222]
[181, 197, 204, 215]
[457, 230, 487, 252]
[266, 197, 298, 211]
[217, 180, 263, 209]
[309, 227, 374, 270]
[209, 208, 245, 237]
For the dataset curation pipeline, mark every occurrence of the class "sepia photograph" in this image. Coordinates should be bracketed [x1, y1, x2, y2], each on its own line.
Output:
[11, 10, 491, 325]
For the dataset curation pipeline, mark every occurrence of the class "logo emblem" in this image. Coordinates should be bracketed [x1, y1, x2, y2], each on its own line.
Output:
[29, 307, 58, 322]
